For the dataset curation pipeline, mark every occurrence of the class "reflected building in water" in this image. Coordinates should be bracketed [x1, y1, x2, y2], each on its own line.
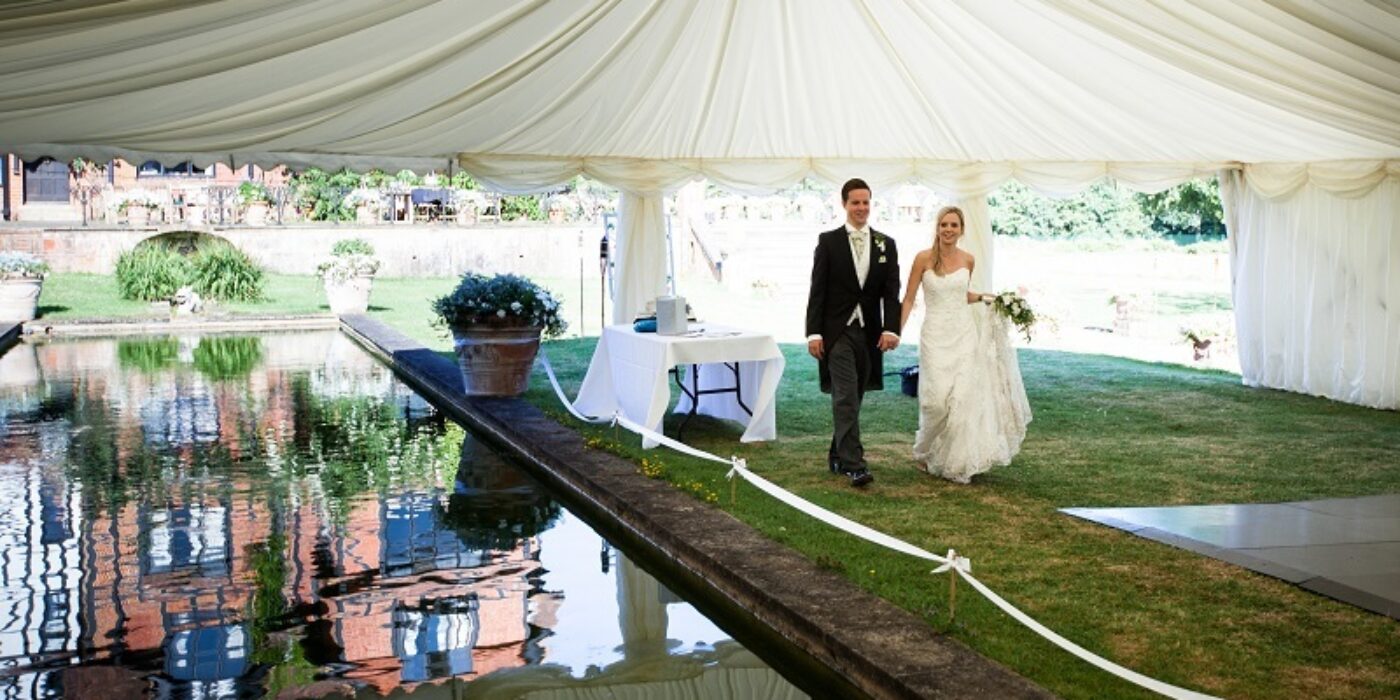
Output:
[0, 332, 801, 699]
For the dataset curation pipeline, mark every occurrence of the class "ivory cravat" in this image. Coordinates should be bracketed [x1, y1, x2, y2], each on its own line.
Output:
[847, 227, 870, 327]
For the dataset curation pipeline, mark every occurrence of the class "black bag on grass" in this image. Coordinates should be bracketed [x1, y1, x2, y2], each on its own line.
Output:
[899, 364, 918, 397]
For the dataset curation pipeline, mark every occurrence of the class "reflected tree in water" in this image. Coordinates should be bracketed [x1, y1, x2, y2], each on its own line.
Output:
[116, 337, 180, 373]
[286, 376, 459, 522]
[192, 336, 263, 381]
[245, 531, 319, 695]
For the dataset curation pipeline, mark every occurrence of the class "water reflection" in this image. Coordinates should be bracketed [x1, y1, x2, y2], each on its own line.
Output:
[0, 332, 804, 699]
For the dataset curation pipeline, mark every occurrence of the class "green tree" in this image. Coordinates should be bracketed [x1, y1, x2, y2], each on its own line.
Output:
[989, 180, 1151, 239]
[288, 167, 362, 221]
[501, 194, 544, 221]
[1136, 177, 1225, 238]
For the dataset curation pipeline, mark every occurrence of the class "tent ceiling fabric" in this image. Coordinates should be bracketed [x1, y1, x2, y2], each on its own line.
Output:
[2, 0, 1398, 193]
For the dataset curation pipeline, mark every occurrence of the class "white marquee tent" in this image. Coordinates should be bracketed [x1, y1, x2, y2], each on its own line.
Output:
[1, 0, 1397, 408]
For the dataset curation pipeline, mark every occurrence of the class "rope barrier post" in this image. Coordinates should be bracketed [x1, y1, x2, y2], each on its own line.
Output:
[949, 565, 958, 622]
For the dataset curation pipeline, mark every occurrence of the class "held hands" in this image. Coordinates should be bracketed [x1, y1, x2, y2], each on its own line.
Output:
[809, 334, 899, 359]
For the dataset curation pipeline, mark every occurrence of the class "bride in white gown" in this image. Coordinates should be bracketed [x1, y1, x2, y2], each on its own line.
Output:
[899, 206, 1032, 483]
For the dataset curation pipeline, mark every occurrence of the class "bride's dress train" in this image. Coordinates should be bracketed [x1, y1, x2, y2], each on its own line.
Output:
[912, 268, 1031, 483]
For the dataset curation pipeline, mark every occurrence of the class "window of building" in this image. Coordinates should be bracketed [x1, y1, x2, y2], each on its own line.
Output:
[137, 160, 213, 178]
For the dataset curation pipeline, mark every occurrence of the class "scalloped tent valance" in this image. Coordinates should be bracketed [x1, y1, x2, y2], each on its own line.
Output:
[1, 0, 1396, 187]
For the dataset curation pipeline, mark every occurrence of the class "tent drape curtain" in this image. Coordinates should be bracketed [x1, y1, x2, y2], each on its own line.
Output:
[1222, 166, 1400, 409]
[614, 192, 669, 325]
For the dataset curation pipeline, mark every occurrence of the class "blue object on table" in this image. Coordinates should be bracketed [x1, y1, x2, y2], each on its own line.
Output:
[633, 318, 657, 333]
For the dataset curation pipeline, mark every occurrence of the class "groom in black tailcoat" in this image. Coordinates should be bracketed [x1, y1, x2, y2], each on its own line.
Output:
[805, 178, 901, 487]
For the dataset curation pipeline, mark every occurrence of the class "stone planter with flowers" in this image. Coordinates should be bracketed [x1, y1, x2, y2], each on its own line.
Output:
[0, 252, 50, 322]
[239, 182, 273, 226]
[318, 238, 381, 315]
[345, 188, 385, 224]
[116, 189, 160, 226]
[432, 273, 567, 397]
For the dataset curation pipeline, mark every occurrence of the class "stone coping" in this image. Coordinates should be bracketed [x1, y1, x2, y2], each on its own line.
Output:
[337, 313, 1050, 700]
[0, 321, 20, 352]
[21, 313, 339, 337]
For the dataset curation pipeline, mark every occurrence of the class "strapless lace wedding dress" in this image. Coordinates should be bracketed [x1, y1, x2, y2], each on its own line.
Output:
[912, 267, 1032, 483]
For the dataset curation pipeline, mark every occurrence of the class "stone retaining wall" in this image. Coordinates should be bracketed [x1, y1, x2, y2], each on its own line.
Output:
[0, 224, 607, 278]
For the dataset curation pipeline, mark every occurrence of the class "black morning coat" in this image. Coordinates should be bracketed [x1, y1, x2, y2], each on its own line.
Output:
[804, 225, 902, 393]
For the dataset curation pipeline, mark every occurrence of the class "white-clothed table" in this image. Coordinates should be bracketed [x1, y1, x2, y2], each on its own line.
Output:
[573, 324, 785, 449]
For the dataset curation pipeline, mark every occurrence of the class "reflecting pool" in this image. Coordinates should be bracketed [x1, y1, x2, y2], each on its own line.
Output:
[0, 332, 805, 699]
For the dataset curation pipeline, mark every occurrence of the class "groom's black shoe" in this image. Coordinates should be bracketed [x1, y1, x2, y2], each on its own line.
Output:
[834, 461, 872, 487]
[846, 467, 874, 488]
[828, 456, 841, 474]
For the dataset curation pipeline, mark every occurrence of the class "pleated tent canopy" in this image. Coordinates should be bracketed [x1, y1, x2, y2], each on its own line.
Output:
[2, 0, 1398, 407]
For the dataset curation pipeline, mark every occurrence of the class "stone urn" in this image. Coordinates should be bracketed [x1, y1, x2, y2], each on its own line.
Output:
[0, 277, 43, 321]
[125, 206, 150, 226]
[323, 274, 374, 315]
[450, 325, 542, 396]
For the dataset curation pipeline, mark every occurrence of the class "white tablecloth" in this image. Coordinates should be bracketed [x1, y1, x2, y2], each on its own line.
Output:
[573, 324, 785, 448]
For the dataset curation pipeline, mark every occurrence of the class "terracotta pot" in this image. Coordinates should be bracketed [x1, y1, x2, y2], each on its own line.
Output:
[450, 325, 542, 397]
[323, 274, 374, 315]
[0, 277, 43, 321]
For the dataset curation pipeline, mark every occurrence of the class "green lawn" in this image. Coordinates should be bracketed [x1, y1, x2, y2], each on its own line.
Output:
[36, 272, 455, 321]
[448, 335, 1399, 700]
[35, 274, 594, 340]
[35, 273, 1400, 698]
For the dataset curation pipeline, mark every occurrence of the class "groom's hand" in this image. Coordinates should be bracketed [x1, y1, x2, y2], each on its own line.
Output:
[807, 338, 824, 359]
[877, 332, 899, 352]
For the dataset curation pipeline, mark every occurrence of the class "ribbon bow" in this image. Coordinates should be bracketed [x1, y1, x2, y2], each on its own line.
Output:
[932, 548, 972, 575]
[726, 456, 748, 480]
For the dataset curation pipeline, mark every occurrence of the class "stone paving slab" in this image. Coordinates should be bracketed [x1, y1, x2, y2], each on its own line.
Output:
[338, 314, 1050, 700]
[1065, 496, 1400, 620]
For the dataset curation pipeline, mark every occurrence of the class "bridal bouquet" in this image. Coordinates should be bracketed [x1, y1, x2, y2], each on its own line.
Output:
[989, 291, 1036, 341]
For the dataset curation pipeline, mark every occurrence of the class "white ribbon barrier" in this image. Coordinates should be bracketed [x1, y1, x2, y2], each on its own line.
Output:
[537, 353, 617, 425]
[532, 352, 1218, 700]
[725, 460, 951, 566]
[955, 570, 1216, 700]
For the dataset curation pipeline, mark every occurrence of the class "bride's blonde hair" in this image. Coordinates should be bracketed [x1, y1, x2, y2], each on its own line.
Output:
[931, 205, 965, 275]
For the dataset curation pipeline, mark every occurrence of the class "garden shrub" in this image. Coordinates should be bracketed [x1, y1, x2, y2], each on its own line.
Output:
[115, 243, 193, 301]
[115, 238, 265, 302]
[190, 241, 265, 302]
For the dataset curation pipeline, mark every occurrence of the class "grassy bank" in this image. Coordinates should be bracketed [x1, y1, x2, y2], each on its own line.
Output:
[474, 335, 1398, 699]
